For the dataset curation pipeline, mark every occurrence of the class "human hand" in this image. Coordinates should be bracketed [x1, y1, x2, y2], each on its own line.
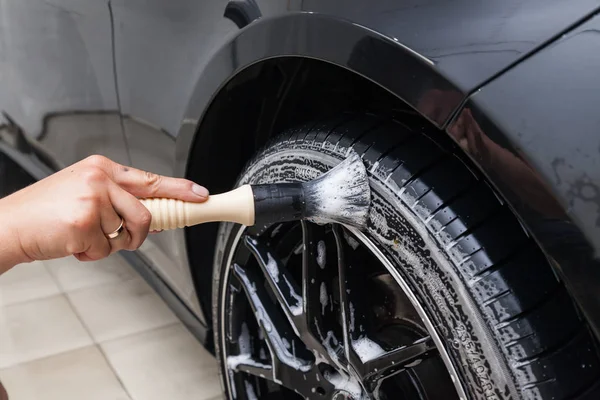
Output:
[0, 155, 208, 271]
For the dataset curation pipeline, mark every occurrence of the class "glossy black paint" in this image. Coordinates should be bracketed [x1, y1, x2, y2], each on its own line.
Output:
[0, 1, 129, 167]
[2, 0, 600, 345]
[303, 0, 600, 91]
[448, 12, 600, 338]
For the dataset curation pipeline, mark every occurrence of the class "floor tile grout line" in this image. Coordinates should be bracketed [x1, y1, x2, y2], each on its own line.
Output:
[2, 259, 214, 399]
[96, 344, 136, 400]
[1, 300, 179, 397]
[43, 258, 141, 297]
[41, 260, 66, 293]
[63, 274, 142, 297]
[96, 322, 186, 400]
[0, 342, 95, 372]
[61, 283, 137, 400]
[0, 262, 63, 306]
[0, 261, 139, 308]
[0, 291, 64, 308]
[96, 321, 182, 346]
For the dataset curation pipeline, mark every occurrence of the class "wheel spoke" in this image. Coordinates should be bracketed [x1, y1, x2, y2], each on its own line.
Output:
[230, 356, 273, 380]
[300, 221, 346, 368]
[226, 223, 452, 399]
[363, 336, 437, 385]
[244, 236, 303, 333]
[231, 263, 312, 388]
[333, 225, 370, 369]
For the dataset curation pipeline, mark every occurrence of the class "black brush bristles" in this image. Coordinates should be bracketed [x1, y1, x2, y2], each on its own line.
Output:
[252, 151, 371, 229]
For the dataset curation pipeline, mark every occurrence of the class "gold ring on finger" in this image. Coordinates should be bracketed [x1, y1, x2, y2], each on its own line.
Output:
[106, 218, 125, 239]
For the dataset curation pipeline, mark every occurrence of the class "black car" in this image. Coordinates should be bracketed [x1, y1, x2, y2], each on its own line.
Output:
[2, 1, 600, 399]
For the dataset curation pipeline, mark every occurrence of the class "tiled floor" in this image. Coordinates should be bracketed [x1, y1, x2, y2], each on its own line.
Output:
[0, 254, 222, 400]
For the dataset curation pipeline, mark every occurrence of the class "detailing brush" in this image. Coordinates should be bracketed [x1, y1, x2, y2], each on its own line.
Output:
[139, 151, 371, 231]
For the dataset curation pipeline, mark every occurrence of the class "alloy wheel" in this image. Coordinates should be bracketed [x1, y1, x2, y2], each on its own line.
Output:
[220, 221, 464, 399]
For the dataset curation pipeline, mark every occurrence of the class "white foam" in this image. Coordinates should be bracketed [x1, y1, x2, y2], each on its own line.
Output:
[352, 336, 386, 363]
[324, 370, 364, 399]
[289, 304, 302, 317]
[227, 354, 269, 370]
[313, 349, 328, 365]
[265, 253, 279, 282]
[305, 150, 371, 228]
[283, 275, 303, 316]
[321, 331, 349, 374]
[235, 265, 310, 372]
[344, 230, 360, 250]
[317, 240, 326, 268]
[320, 282, 328, 315]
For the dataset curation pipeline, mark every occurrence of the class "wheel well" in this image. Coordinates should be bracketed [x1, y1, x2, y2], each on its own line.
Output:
[184, 57, 442, 329]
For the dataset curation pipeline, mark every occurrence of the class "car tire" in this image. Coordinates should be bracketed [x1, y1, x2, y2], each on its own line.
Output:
[212, 113, 600, 400]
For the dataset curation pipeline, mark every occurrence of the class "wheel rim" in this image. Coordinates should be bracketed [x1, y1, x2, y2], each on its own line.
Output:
[220, 221, 467, 400]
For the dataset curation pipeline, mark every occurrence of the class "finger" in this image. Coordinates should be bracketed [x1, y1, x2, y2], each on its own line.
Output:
[76, 227, 111, 261]
[104, 215, 133, 254]
[84, 155, 209, 202]
[95, 189, 132, 253]
[107, 180, 152, 250]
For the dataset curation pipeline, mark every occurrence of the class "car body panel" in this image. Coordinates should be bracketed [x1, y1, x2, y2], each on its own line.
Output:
[449, 12, 600, 337]
[303, 0, 600, 92]
[2, 0, 600, 339]
[0, 0, 129, 167]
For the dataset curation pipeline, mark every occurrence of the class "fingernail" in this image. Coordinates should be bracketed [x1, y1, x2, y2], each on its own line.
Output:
[192, 184, 209, 198]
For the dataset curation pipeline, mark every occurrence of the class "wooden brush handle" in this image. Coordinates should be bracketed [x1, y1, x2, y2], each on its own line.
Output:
[139, 185, 255, 231]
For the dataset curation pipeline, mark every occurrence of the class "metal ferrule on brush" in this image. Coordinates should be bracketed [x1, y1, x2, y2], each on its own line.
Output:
[251, 183, 306, 226]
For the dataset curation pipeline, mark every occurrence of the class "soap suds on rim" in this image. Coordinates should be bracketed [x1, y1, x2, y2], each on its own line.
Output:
[320, 282, 329, 315]
[233, 264, 311, 372]
[283, 275, 303, 316]
[227, 354, 270, 370]
[317, 240, 326, 268]
[265, 253, 279, 282]
[324, 370, 364, 399]
[344, 231, 360, 250]
[352, 336, 386, 363]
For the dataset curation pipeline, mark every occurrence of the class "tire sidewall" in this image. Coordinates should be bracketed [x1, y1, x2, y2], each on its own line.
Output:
[213, 140, 517, 400]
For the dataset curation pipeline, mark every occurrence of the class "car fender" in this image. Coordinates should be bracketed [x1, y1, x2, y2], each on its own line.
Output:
[174, 12, 464, 179]
[447, 12, 600, 340]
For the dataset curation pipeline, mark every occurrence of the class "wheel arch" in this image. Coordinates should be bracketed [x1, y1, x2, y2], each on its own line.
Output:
[176, 12, 470, 328]
[177, 12, 575, 332]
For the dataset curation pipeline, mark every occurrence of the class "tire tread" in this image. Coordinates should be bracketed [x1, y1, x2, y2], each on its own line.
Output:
[223, 114, 598, 400]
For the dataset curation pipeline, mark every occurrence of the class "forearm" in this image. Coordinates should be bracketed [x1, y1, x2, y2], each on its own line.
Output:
[0, 202, 31, 275]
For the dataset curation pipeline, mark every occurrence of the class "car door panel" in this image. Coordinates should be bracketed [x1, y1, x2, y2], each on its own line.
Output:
[0, 0, 129, 169]
[110, 0, 240, 317]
